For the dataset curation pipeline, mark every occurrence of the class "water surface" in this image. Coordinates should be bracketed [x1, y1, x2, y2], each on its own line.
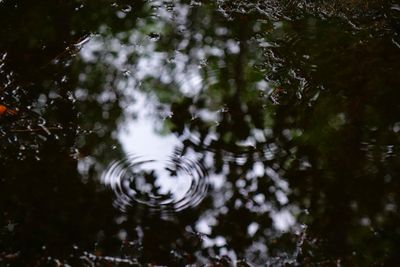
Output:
[1, 0, 400, 266]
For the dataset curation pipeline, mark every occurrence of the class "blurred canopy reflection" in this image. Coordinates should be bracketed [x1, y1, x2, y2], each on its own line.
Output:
[1, 0, 400, 266]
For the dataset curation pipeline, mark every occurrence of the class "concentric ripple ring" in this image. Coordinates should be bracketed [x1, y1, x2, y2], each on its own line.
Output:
[101, 154, 208, 212]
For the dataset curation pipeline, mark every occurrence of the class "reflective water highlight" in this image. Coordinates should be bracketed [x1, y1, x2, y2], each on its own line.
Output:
[102, 153, 208, 213]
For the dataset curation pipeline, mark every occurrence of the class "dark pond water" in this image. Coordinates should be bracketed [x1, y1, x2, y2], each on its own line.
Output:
[1, 0, 400, 266]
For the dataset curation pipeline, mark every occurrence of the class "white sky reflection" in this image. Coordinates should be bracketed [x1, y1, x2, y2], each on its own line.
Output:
[118, 91, 179, 158]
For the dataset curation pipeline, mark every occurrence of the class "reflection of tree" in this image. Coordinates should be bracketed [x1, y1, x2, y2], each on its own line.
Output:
[0, 0, 147, 162]
[263, 15, 400, 265]
[120, 2, 305, 264]
[117, 1, 400, 265]
[0, 0, 148, 265]
[1, 0, 400, 266]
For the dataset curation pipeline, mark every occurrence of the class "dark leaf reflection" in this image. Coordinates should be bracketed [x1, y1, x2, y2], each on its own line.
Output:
[1, 0, 400, 266]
